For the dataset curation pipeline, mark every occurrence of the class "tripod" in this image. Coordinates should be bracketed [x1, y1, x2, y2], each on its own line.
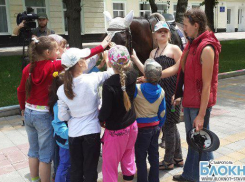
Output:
[19, 28, 32, 126]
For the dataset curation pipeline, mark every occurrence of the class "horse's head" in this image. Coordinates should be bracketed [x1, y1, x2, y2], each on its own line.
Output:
[104, 11, 134, 54]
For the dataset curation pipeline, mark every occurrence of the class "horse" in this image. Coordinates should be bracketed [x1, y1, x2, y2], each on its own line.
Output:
[104, 11, 185, 64]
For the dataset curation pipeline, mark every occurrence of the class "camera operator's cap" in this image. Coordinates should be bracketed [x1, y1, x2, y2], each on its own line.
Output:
[144, 59, 162, 83]
[61, 48, 91, 70]
[187, 128, 220, 152]
[154, 21, 170, 32]
[108, 45, 130, 66]
[38, 12, 48, 19]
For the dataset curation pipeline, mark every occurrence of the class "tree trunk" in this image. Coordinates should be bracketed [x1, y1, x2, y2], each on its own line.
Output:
[63, 0, 82, 48]
[149, 0, 158, 13]
[175, 0, 188, 24]
[205, 0, 215, 32]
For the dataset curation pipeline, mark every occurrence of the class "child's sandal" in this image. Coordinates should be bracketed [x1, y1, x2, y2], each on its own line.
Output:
[174, 158, 184, 167]
[159, 160, 174, 170]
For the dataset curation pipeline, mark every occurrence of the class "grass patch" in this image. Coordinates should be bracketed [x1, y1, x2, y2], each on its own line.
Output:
[219, 40, 245, 73]
[0, 39, 245, 107]
[0, 56, 22, 107]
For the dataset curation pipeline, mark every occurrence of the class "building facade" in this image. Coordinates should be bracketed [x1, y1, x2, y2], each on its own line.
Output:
[0, 0, 244, 46]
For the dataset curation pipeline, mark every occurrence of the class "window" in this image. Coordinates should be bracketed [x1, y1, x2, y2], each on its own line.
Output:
[192, 4, 200, 9]
[139, 3, 151, 17]
[227, 9, 231, 24]
[0, 0, 8, 33]
[157, 4, 168, 14]
[113, 3, 125, 18]
[25, 0, 46, 14]
[173, 4, 177, 18]
[139, 3, 168, 17]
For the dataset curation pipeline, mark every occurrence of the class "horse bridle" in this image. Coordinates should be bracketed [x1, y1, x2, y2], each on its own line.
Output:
[146, 16, 160, 51]
[107, 27, 133, 55]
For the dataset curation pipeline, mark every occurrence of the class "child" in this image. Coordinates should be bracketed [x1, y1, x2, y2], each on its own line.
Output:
[57, 47, 113, 182]
[49, 72, 71, 182]
[48, 34, 67, 58]
[17, 36, 63, 182]
[98, 45, 138, 182]
[134, 59, 166, 182]
[17, 35, 111, 182]
[48, 34, 67, 181]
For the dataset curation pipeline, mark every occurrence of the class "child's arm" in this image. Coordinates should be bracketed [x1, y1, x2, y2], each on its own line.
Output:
[86, 35, 112, 59]
[158, 95, 166, 127]
[17, 67, 28, 111]
[57, 99, 71, 122]
[98, 85, 113, 123]
[52, 104, 68, 140]
[131, 49, 144, 75]
[85, 54, 100, 73]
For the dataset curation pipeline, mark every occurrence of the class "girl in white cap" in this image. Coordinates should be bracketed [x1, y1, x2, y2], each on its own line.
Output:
[57, 43, 113, 182]
[131, 20, 184, 170]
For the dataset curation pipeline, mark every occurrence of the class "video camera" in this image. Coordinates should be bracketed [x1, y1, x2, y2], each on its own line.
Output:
[16, 7, 38, 29]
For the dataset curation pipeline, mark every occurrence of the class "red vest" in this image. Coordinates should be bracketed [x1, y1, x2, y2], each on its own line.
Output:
[180, 31, 221, 108]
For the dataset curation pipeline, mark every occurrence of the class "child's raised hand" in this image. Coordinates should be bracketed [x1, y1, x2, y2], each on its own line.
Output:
[137, 76, 146, 83]
[101, 35, 112, 49]
[130, 49, 138, 61]
[97, 59, 106, 70]
[109, 42, 116, 48]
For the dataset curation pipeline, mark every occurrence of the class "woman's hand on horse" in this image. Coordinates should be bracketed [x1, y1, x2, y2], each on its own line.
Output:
[137, 76, 146, 83]
[101, 35, 112, 49]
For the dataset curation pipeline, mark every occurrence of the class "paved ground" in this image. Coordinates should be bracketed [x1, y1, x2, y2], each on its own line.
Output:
[1, 32, 245, 56]
[0, 75, 245, 182]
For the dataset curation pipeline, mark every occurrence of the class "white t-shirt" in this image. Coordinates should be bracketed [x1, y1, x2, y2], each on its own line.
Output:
[57, 69, 113, 137]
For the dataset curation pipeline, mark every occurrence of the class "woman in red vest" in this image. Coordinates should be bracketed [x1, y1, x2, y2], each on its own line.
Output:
[159, 8, 221, 182]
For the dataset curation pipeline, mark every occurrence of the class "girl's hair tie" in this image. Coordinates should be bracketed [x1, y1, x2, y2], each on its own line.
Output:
[53, 71, 58, 78]
[121, 86, 126, 92]
[32, 37, 39, 44]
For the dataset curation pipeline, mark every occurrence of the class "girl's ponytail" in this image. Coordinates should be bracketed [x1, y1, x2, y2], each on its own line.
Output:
[25, 41, 37, 98]
[64, 67, 75, 100]
[118, 65, 131, 111]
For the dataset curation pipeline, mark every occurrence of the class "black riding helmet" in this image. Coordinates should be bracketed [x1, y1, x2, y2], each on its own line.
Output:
[187, 128, 220, 152]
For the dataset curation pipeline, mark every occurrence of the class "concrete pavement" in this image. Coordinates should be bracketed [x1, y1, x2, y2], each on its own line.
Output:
[0, 75, 245, 182]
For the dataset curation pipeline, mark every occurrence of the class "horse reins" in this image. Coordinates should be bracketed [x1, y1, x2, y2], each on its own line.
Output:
[107, 27, 133, 55]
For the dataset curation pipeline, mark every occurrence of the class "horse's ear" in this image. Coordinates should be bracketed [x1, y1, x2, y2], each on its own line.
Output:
[124, 10, 134, 27]
[103, 11, 112, 23]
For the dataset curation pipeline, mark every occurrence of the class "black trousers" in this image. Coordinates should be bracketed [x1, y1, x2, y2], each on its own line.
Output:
[69, 133, 100, 182]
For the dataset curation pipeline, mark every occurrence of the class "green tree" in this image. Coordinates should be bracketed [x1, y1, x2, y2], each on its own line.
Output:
[175, 0, 188, 24]
[200, 0, 219, 32]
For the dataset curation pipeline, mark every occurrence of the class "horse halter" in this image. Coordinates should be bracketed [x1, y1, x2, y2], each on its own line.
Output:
[146, 15, 160, 51]
[107, 27, 133, 55]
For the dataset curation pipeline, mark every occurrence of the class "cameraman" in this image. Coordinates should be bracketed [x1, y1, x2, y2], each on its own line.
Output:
[13, 12, 55, 37]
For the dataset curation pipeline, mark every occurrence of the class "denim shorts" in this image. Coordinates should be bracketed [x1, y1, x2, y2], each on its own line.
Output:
[24, 108, 54, 163]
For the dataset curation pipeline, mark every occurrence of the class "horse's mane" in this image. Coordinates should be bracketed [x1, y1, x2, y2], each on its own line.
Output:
[149, 13, 165, 21]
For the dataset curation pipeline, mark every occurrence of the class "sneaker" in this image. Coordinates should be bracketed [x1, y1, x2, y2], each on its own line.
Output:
[173, 175, 194, 182]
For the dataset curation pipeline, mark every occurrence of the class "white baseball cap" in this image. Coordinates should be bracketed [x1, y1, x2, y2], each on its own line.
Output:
[61, 48, 91, 70]
[154, 21, 170, 32]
